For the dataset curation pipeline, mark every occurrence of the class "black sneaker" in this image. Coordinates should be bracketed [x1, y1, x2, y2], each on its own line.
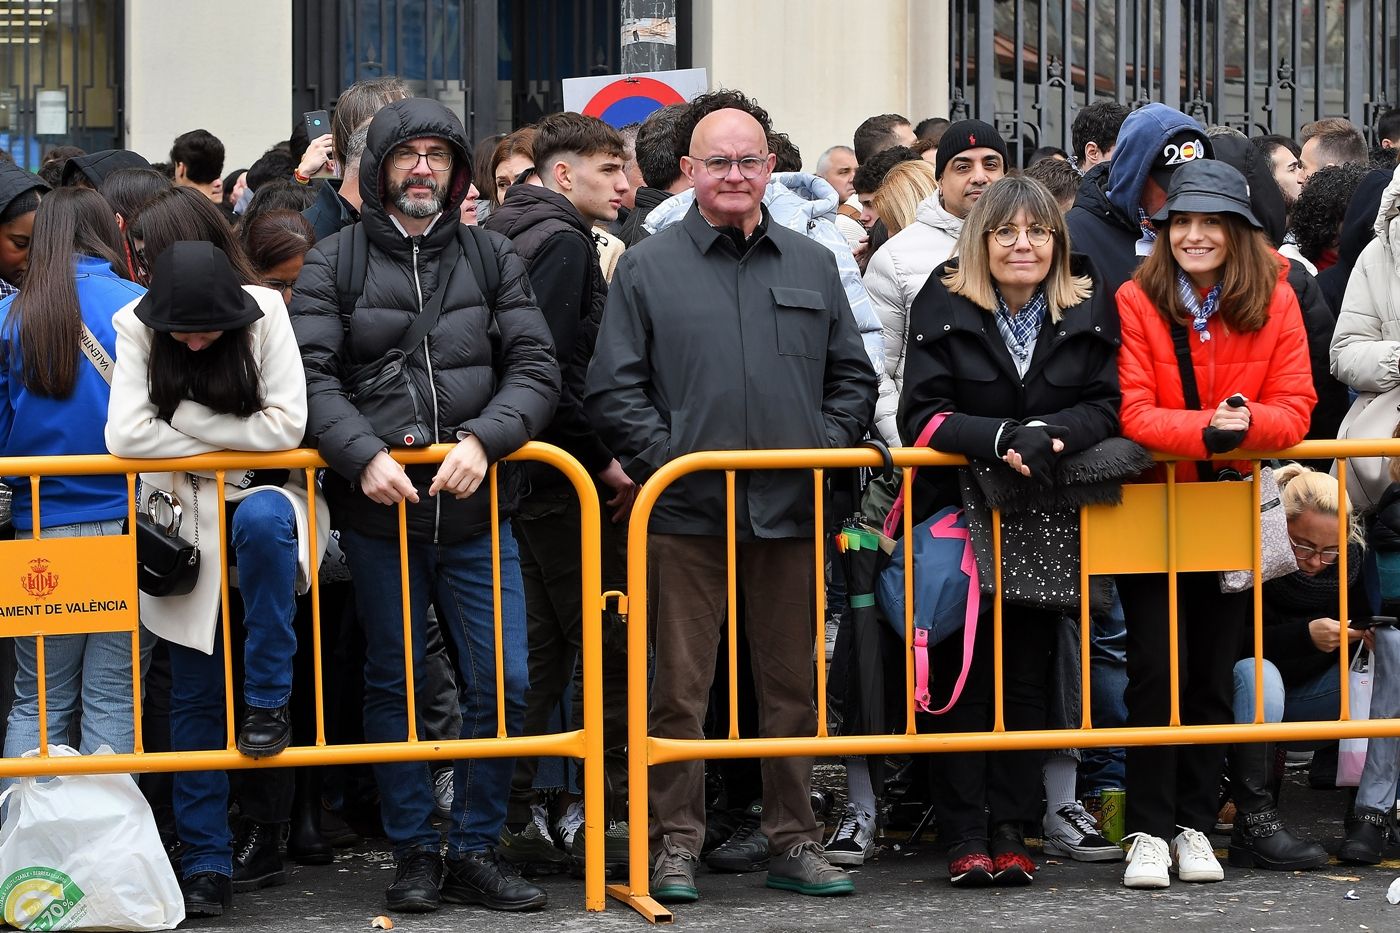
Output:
[386, 850, 444, 913]
[231, 820, 288, 893]
[705, 800, 768, 873]
[181, 871, 232, 917]
[442, 850, 547, 911]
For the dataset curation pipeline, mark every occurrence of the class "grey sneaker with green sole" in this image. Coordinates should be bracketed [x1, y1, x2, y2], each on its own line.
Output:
[765, 841, 854, 896]
[650, 835, 699, 904]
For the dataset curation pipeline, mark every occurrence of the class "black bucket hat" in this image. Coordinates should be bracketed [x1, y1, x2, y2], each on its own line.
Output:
[133, 241, 263, 332]
[1151, 159, 1262, 229]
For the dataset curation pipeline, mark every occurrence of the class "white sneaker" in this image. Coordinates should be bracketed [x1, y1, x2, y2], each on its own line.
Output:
[432, 767, 454, 819]
[824, 805, 876, 866]
[554, 800, 585, 855]
[1171, 827, 1224, 882]
[1122, 833, 1171, 889]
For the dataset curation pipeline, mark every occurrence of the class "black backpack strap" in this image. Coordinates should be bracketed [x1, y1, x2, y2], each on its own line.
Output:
[457, 224, 500, 306]
[334, 221, 370, 333]
[1170, 320, 1215, 479]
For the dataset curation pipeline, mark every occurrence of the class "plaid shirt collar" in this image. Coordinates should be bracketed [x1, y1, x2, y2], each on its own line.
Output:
[1137, 207, 1158, 242]
[993, 286, 1049, 367]
[0, 278, 15, 301]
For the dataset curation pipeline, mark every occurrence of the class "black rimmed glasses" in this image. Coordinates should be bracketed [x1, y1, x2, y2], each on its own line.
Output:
[391, 148, 453, 171]
[1289, 537, 1340, 564]
[988, 223, 1055, 248]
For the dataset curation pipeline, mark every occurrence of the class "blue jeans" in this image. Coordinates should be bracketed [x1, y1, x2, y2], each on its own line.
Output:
[1232, 658, 1340, 726]
[1079, 579, 1128, 793]
[169, 490, 299, 878]
[1355, 627, 1400, 813]
[340, 522, 527, 858]
[4, 519, 152, 761]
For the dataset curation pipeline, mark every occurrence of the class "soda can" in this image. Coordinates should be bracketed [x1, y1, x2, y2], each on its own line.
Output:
[1100, 787, 1126, 845]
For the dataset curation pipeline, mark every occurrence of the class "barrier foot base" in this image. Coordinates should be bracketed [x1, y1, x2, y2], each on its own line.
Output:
[606, 884, 675, 923]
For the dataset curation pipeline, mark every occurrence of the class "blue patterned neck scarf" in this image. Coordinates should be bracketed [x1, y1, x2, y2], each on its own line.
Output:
[0, 278, 14, 300]
[993, 286, 1049, 370]
[1137, 208, 1158, 243]
[1175, 270, 1223, 342]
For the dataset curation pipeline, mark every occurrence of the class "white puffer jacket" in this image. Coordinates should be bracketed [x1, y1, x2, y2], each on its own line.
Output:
[863, 192, 964, 443]
[1331, 164, 1400, 393]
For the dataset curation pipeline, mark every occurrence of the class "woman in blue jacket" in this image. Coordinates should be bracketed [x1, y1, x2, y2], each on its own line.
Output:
[0, 186, 148, 759]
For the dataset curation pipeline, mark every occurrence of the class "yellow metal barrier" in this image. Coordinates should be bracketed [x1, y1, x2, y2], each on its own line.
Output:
[609, 439, 1400, 923]
[0, 442, 609, 913]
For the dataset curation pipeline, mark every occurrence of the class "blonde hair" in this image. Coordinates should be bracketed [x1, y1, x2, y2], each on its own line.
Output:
[1275, 462, 1365, 547]
[940, 175, 1093, 323]
[872, 161, 939, 235]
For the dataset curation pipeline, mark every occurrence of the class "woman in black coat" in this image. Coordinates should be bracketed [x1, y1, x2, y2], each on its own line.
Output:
[898, 175, 1122, 888]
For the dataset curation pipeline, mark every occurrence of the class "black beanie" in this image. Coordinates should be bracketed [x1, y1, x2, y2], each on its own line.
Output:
[934, 120, 1009, 180]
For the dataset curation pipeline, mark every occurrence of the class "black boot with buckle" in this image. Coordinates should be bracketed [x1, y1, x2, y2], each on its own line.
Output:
[1226, 742, 1328, 870]
[1339, 808, 1389, 864]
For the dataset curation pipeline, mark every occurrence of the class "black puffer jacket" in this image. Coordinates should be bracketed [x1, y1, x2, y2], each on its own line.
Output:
[484, 184, 612, 489]
[291, 97, 560, 543]
[1065, 162, 1142, 297]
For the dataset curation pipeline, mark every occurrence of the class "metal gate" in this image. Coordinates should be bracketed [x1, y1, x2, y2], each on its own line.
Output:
[0, 0, 124, 169]
[950, 0, 1400, 160]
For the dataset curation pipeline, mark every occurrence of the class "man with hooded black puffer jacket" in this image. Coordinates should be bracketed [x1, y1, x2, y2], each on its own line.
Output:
[291, 97, 560, 915]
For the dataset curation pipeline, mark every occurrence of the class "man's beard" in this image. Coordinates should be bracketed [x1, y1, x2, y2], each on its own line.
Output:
[395, 177, 445, 218]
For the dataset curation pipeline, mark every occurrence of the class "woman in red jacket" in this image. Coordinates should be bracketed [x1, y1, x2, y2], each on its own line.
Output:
[1114, 160, 1315, 891]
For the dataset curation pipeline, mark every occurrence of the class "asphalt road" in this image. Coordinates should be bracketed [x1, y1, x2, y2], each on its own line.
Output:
[189, 766, 1400, 932]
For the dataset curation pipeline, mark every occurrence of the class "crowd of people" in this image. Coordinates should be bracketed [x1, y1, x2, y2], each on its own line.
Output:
[1, 73, 1400, 921]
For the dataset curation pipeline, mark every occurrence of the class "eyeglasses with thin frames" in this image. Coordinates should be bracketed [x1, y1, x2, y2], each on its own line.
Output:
[987, 223, 1054, 248]
[1289, 537, 1340, 564]
[391, 148, 453, 171]
[698, 156, 768, 179]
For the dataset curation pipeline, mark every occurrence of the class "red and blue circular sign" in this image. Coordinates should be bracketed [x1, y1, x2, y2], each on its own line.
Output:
[582, 77, 687, 127]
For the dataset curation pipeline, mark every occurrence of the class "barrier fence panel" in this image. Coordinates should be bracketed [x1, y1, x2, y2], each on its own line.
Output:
[609, 439, 1400, 923]
[0, 442, 608, 913]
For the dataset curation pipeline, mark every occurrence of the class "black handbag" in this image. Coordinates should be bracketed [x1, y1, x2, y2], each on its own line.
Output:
[337, 224, 499, 448]
[129, 483, 200, 597]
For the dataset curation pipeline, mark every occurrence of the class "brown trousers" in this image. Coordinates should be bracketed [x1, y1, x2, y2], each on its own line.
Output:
[646, 533, 822, 857]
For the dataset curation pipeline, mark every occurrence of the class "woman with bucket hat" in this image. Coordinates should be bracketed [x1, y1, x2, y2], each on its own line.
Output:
[105, 239, 329, 916]
[1114, 159, 1315, 889]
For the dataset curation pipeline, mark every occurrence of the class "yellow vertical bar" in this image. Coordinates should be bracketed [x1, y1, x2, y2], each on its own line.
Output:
[215, 472, 236, 749]
[1252, 461, 1265, 724]
[992, 507, 1005, 733]
[902, 466, 915, 734]
[625, 476, 652, 896]
[304, 468, 326, 746]
[398, 498, 418, 742]
[490, 464, 506, 738]
[813, 468, 827, 739]
[572, 457, 605, 912]
[126, 473, 143, 753]
[726, 470, 739, 740]
[1167, 463, 1181, 727]
[1338, 458, 1351, 721]
[30, 477, 44, 755]
[1079, 504, 1092, 730]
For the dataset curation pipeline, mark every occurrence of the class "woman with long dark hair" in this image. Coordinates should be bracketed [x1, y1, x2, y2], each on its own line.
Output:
[98, 166, 170, 280]
[243, 209, 316, 306]
[0, 162, 47, 297]
[128, 186, 255, 287]
[106, 237, 328, 917]
[1115, 160, 1314, 890]
[0, 187, 148, 761]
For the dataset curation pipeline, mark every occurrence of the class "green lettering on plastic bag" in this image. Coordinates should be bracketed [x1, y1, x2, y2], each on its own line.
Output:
[0, 866, 87, 931]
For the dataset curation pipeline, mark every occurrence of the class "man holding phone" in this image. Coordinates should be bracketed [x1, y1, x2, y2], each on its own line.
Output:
[301, 77, 411, 241]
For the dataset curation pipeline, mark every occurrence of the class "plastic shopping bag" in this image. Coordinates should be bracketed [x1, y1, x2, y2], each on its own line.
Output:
[1338, 648, 1372, 787]
[0, 746, 184, 931]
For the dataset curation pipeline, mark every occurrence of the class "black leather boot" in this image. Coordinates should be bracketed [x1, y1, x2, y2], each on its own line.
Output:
[286, 769, 334, 865]
[231, 820, 288, 892]
[182, 871, 232, 917]
[1339, 808, 1388, 864]
[237, 705, 291, 758]
[1227, 742, 1328, 870]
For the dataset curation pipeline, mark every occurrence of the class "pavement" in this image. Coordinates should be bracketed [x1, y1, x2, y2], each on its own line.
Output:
[189, 764, 1400, 933]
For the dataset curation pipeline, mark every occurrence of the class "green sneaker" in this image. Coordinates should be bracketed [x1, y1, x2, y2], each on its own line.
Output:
[650, 834, 699, 904]
[765, 841, 855, 896]
[498, 805, 572, 876]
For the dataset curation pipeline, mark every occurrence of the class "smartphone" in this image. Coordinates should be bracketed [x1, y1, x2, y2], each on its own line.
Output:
[301, 110, 335, 177]
[1349, 616, 1398, 631]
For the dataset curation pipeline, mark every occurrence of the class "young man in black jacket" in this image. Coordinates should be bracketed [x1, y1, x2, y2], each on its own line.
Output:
[483, 111, 635, 874]
[291, 97, 560, 915]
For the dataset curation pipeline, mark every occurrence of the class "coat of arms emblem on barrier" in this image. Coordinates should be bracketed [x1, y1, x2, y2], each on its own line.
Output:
[21, 558, 58, 599]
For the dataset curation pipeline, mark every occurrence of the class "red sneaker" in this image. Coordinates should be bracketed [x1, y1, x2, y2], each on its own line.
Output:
[948, 851, 994, 887]
[991, 849, 1036, 886]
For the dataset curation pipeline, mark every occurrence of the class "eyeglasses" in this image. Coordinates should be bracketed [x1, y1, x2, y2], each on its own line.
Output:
[391, 148, 453, 171]
[698, 156, 768, 179]
[988, 223, 1055, 248]
[1289, 537, 1340, 564]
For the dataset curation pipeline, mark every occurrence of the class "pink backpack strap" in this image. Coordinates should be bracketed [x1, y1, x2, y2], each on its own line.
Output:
[920, 511, 981, 715]
[882, 412, 949, 538]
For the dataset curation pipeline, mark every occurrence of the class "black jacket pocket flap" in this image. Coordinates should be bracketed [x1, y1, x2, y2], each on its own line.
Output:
[769, 286, 825, 311]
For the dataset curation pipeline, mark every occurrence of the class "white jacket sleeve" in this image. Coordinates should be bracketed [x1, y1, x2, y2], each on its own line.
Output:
[105, 305, 221, 459]
[168, 295, 308, 451]
[1330, 245, 1400, 393]
[864, 247, 908, 445]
